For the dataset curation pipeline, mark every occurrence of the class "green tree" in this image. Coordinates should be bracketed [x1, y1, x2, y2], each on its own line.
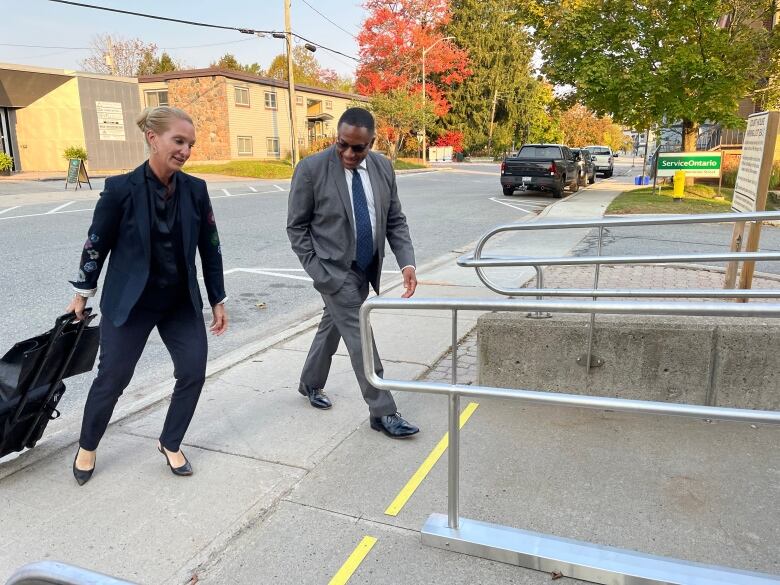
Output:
[266, 46, 345, 90]
[368, 89, 435, 161]
[211, 53, 264, 76]
[137, 51, 180, 76]
[535, 0, 776, 151]
[441, 0, 557, 154]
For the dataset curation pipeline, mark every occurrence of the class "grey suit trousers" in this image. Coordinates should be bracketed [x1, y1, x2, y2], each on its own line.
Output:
[300, 265, 397, 417]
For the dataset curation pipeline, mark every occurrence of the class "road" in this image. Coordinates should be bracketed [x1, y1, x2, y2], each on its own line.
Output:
[3, 162, 613, 416]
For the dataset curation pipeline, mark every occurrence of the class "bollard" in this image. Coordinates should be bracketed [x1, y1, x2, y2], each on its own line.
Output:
[673, 170, 686, 200]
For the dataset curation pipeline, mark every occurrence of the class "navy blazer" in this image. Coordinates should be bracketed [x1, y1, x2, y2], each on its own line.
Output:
[70, 163, 226, 327]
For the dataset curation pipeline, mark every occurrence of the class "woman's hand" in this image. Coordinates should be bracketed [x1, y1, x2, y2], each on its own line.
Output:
[210, 303, 228, 336]
[66, 294, 88, 321]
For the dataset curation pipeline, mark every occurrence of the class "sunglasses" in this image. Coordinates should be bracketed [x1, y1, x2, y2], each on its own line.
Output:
[336, 139, 371, 153]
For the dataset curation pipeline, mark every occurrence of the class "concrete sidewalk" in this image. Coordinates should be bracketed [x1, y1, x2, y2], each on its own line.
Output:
[2, 174, 778, 585]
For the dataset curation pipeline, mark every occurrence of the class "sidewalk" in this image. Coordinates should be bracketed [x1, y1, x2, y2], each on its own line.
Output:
[2, 174, 779, 585]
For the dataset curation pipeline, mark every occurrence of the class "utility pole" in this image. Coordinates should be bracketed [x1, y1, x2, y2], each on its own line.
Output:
[487, 87, 498, 154]
[284, 0, 299, 166]
[105, 36, 118, 76]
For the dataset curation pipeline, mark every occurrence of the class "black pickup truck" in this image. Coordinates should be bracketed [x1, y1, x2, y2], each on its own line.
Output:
[500, 144, 580, 198]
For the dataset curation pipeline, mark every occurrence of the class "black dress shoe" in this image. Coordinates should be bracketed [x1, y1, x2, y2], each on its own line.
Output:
[370, 412, 419, 438]
[158, 445, 193, 476]
[298, 382, 333, 410]
[72, 448, 95, 486]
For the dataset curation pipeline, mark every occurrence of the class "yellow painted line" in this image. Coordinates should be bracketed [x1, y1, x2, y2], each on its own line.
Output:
[384, 402, 479, 517]
[328, 536, 378, 585]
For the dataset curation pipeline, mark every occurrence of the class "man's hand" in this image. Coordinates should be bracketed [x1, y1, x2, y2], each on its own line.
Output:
[210, 303, 228, 336]
[401, 266, 417, 298]
[66, 295, 88, 321]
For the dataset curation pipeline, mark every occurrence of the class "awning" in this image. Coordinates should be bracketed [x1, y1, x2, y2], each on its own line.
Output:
[307, 113, 334, 122]
[0, 68, 73, 108]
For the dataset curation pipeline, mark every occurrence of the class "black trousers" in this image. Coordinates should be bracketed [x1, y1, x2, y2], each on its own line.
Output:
[79, 286, 207, 452]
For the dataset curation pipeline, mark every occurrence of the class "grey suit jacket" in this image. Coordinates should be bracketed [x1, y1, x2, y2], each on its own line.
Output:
[287, 146, 415, 295]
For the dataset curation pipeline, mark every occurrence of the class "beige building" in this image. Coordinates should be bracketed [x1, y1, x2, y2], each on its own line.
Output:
[138, 68, 366, 162]
[0, 63, 146, 172]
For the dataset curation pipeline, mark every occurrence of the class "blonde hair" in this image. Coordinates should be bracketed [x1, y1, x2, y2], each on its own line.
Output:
[136, 106, 193, 146]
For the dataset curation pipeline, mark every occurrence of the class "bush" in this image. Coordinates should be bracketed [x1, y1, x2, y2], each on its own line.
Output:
[0, 152, 13, 172]
[299, 137, 333, 159]
[63, 146, 88, 161]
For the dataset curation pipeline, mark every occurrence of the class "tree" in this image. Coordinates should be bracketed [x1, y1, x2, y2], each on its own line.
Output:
[369, 89, 435, 161]
[266, 45, 341, 89]
[137, 51, 180, 76]
[441, 0, 557, 154]
[80, 35, 159, 77]
[560, 104, 627, 149]
[534, 0, 776, 151]
[355, 0, 471, 116]
[210, 53, 264, 76]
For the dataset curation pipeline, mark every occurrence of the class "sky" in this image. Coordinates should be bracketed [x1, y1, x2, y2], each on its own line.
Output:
[1, 0, 365, 77]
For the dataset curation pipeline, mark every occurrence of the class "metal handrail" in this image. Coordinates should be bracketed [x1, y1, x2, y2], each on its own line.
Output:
[359, 296, 780, 584]
[457, 211, 780, 370]
[5, 561, 138, 585]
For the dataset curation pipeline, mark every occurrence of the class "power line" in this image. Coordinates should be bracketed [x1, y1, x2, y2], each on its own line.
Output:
[48, 0, 359, 61]
[299, 0, 358, 40]
[0, 38, 255, 51]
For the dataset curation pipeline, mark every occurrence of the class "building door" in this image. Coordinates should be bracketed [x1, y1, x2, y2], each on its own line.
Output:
[0, 108, 16, 170]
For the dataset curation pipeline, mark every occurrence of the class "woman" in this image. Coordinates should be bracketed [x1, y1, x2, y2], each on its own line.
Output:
[66, 106, 228, 485]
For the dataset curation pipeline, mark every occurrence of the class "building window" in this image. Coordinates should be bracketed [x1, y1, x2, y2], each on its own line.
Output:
[325, 100, 333, 110]
[237, 136, 253, 156]
[265, 92, 277, 109]
[145, 90, 168, 107]
[234, 86, 250, 107]
[266, 137, 280, 156]
[296, 95, 304, 106]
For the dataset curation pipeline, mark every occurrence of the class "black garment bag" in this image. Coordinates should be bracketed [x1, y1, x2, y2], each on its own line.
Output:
[0, 311, 99, 457]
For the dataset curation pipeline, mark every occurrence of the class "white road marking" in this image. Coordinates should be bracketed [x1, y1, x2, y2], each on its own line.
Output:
[0, 208, 94, 221]
[221, 188, 231, 196]
[47, 201, 76, 214]
[488, 197, 538, 213]
[273, 184, 285, 191]
[248, 186, 257, 192]
[0, 206, 20, 216]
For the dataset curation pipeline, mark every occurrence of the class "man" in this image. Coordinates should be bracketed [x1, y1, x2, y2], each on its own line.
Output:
[287, 107, 419, 438]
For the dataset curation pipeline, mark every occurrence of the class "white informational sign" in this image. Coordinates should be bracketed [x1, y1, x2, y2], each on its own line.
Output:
[732, 112, 773, 213]
[96, 101, 125, 141]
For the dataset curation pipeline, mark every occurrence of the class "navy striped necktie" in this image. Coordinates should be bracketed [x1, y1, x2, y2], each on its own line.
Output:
[351, 169, 374, 270]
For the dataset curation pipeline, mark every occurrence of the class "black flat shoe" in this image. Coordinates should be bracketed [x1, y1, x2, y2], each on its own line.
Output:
[298, 382, 333, 410]
[72, 449, 95, 486]
[369, 412, 419, 439]
[157, 445, 193, 476]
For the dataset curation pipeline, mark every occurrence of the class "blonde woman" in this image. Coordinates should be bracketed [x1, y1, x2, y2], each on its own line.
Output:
[66, 106, 227, 485]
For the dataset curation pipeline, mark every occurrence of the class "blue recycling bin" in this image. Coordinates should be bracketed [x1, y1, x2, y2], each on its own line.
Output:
[634, 175, 651, 185]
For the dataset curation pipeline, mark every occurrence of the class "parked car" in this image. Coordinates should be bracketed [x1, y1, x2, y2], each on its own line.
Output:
[571, 148, 596, 185]
[584, 145, 614, 177]
[500, 144, 579, 198]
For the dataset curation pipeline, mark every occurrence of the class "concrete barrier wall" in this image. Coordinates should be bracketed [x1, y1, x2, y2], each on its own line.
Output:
[477, 314, 780, 410]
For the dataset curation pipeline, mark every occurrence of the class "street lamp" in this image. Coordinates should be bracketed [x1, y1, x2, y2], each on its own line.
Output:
[421, 36, 454, 165]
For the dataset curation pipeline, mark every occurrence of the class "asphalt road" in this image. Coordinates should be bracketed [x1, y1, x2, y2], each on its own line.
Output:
[1, 162, 575, 416]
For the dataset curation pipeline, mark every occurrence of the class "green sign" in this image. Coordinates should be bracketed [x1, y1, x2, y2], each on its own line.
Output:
[656, 153, 722, 178]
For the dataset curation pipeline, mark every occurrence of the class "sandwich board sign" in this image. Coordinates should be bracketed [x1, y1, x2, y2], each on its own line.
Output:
[724, 111, 780, 294]
[65, 158, 91, 191]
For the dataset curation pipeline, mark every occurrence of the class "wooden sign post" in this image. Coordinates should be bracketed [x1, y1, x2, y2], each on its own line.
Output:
[64, 158, 92, 191]
[724, 111, 780, 300]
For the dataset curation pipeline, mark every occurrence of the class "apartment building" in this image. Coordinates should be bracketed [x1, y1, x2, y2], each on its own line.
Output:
[138, 68, 366, 162]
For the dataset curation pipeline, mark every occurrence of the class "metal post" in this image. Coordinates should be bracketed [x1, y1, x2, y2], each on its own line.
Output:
[421, 55, 427, 165]
[452, 309, 458, 386]
[585, 227, 604, 370]
[448, 391, 460, 530]
[527, 265, 552, 319]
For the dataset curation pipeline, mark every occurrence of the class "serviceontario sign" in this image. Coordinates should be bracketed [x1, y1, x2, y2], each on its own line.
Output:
[656, 152, 722, 178]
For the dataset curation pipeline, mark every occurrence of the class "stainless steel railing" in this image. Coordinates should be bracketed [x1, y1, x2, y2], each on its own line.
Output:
[457, 210, 780, 369]
[359, 296, 780, 584]
[5, 561, 137, 585]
